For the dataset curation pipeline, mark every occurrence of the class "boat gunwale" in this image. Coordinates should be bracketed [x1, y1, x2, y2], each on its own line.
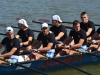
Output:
[18, 51, 100, 64]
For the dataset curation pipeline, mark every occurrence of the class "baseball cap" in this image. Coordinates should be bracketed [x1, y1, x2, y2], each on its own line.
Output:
[6, 27, 13, 33]
[52, 15, 62, 22]
[42, 23, 48, 28]
[18, 19, 29, 27]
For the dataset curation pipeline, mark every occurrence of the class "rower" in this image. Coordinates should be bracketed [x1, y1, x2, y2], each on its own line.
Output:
[56, 20, 87, 56]
[50, 15, 67, 44]
[50, 15, 67, 54]
[80, 12, 95, 41]
[25, 23, 56, 61]
[0, 27, 20, 64]
[16, 19, 34, 54]
[87, 27, 100, 52]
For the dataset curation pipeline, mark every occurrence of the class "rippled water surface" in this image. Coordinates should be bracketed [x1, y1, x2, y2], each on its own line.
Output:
[0, 0, 100, 75]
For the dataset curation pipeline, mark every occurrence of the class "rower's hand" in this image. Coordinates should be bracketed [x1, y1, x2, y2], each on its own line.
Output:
[20, 42, 23, 46]
[20, 42, 24, 46]
[91, 40, 97, 44]
[87, 40, 92, 43]
[62, 48, 66, 51]
[56, 44, 63, 48]
[32, 49, 40, 53]
[88, 40, 97, 44]
[63, 45, 70, 49]
[49, 31, 53, 33]
[32, 49, 37, 52]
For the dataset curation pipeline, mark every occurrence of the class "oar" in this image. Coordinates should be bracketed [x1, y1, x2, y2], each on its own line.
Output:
[11, 26, 41, 32]
[15, 63, 49, 75]
[0, 23, 41, 33]
[0, 24, 6, 27]
[94, 24, 100, 26]
[68, 46, 100, 58]
[0, 58, 49, 75]
[52, 58, 92, 75]
[35, 51, 92, 75]
[62, 21, 100, 26]
[32, 18, 100, 27]
[62, 21, 73, 24]
[32, 20, 73, 29]
[16, 18, 72, 29]
[0, 33, 6, 36]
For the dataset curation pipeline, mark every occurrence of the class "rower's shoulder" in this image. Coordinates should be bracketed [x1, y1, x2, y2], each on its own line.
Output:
[88, 20, 94, 23]
[50, 26, 56, 29]
[48, 33, 55, 38]
[60, 25, 66, 28]
[2, 37, 9, 40]
[13, 37, 20, 43]
[38, 32, 43, 36]
[80, 29, 86, 33]
[26, 28, 32, 32]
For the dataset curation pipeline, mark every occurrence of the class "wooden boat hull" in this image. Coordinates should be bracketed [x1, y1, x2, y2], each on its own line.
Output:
[0, 51, 100, 75]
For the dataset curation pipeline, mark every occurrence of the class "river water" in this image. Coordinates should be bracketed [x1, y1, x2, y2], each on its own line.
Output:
[0, 0, 100, 75]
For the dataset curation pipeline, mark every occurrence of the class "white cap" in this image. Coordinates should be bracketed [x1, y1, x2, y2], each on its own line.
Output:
[42, 23, 48, 28]
[52, 15, 62, 22]
[18, 19, 29, 27]
[6, 27, 13, 33]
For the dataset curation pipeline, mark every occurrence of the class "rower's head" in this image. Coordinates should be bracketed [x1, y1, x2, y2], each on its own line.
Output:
[41, 23, 49, 36]
[18, 19, 28, 30]
[52, 15, 62, 27]
[80, 12, 89, 23]
[6, 27, 14, 39]
[73, 20, 80, 32]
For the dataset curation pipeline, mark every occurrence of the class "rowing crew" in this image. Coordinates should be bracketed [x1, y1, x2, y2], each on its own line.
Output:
[0, 12, 99, 64]
[25, 12, 98, 61]
[0, 19, 34, 64]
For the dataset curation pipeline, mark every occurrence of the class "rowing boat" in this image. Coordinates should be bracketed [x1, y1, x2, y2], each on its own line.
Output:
[0, 51, 100, 75]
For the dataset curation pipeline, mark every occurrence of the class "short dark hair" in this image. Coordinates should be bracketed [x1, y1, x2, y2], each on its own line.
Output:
[81, 12, 87, 16]
[73, 20, 80, 26]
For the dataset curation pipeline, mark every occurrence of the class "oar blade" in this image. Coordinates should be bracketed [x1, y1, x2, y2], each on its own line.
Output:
[0, 24, 6, 27]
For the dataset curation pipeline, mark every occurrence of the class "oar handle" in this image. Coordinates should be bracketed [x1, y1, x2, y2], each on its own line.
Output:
[11, 26, 41, 32]
[62, 21, 73, 24]
[61, 21, 100, 27]
[32, 20, 73, 29]
[0, 33, 6, 36]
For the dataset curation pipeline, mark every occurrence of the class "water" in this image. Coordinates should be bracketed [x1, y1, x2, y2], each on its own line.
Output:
[26, 63, 100, 75]
[0, 0, 100, 75]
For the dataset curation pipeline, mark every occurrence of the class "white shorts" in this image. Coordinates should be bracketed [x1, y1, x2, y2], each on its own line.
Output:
[78, 45, 88, 52]
[10, 55, 29, 62]
[46, 49, 55, 58]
